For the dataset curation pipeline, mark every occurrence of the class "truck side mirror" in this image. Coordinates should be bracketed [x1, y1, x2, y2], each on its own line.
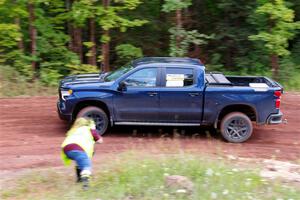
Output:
[118, 81, 127, 92]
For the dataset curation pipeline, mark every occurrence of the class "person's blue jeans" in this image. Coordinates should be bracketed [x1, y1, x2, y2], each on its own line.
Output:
[65, 150, 91, 171]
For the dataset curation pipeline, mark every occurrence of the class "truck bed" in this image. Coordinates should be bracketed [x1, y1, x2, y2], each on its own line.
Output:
[206, 72, 281, 88]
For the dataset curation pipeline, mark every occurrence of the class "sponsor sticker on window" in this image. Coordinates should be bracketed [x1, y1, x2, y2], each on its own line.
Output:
[166, 74, 184, 87]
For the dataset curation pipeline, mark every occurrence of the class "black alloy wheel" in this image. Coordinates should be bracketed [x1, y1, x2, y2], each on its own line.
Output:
[220, 112, 253, 143]
[77, 106, 109, 135]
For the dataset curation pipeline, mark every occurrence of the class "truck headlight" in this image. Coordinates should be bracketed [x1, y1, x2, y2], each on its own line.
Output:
[61, 89, 73, 101]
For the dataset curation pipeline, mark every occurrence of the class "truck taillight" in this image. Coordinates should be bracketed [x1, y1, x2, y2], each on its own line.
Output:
[275, 99, 281, 109]
[274, 90, 281, 98]
[274, 90, 281, 109]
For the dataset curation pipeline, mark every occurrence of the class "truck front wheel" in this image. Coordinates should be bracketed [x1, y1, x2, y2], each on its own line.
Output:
[76, 106, 109, 135]
[220, 112, 253, 143]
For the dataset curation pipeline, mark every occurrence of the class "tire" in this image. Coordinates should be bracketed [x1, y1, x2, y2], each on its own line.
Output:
[220, 112, 253, 143]
[76, 106, 109, 135]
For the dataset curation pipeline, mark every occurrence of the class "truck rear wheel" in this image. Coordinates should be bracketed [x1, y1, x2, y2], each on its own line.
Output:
[76, 106, 108, 135]
[220, 112, 253, 143]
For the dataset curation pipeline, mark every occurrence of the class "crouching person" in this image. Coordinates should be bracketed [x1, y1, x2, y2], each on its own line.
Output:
[61, 117, 103, 190]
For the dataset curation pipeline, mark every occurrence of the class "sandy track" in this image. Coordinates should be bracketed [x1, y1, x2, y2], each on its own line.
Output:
[0, 93, 299, 172]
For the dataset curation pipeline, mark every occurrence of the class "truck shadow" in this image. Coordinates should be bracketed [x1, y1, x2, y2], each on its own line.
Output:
[107, 125, 222, 140]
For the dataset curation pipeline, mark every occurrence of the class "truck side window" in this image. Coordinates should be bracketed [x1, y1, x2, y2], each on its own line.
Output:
[124, 68, 157, 87]
[165, 68, 194, 87]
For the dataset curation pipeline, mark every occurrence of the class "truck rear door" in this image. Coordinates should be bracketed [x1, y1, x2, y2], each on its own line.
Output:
[158, 67, 203, 123]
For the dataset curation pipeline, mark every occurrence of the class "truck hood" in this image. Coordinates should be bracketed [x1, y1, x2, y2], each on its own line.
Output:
[60, 73, 113, 89]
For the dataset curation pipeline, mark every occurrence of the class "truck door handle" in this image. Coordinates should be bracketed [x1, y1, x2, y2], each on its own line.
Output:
[188, 92, 199, 97]
[148, 92, 158, 97]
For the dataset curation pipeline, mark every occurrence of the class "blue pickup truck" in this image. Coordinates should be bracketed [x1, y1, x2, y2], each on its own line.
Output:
[57, 57, 283, 143]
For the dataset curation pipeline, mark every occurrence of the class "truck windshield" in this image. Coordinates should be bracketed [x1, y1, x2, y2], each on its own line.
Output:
[104, 64, 134, 82]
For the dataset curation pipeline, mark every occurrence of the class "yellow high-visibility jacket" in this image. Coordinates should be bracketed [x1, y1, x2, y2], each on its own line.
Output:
[61, 126, 95, 166]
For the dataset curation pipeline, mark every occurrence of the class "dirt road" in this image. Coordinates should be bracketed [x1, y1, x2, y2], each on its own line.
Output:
[0, 93, 299, 172]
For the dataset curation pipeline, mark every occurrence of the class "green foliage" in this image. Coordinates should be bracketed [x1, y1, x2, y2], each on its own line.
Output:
[70, 0, 148, 31]
[83, 42, 96, 58]
[34, 1, 84, 84]
[249, 0, 300, 56]
[113, 0, 169, 57]
[0, 0, 299, 90]
[69, 0, 95, 26]
[67, 64, 99, 75]
[115, 43, 143, 64]
[40, 63, 99, 86]
[162, 0, 212, 57]
[83, 41, 94, 49]
[39, 67, 62, 87]
[169, 28, 213, 57]
[0, 24, 21, 62]
[291, 37, 300, 65]
[98, 9, 148, 32]
[100, 34, 111, 43]
[0, 24, 21, 49]
[206, 0, 258, 70]
[162, 0, 192, 12]
[12, 51, 34, 79]
[278, 57, 300, 90]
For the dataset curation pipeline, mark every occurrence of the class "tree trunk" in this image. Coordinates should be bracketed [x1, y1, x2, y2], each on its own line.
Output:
[175, 9, 183, 50]
[158, 0, 168, 51]
[66, 0, 82, 63]
[14, 18, 24, 51]
[88, 18, 97, 66]
[189, 44, 202, 60]
[28, 2, 37, 72]
[101, 30, 110, 72]
[14, 0, 24, 51]
[73, 27, 83, 63]
[271, 54, 279, 81]
[268, 18, 279, 80]
[66, 0, 73, 50]
[101, 0, 110, 72]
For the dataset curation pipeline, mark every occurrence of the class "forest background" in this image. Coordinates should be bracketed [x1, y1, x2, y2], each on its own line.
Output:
[0, 0, 299, 96]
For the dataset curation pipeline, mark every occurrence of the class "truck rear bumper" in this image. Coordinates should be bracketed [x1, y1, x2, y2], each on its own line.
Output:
[267, 111, 283, 124]
[57, 101, 72, 121]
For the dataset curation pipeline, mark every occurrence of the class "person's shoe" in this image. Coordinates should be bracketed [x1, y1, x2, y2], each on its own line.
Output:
[80, 169, 91, 190]
[75, 166, 82, 182]
[81, 177, 89, 190]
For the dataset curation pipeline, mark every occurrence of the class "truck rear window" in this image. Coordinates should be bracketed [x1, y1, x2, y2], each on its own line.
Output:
[165, 68, 194, 87]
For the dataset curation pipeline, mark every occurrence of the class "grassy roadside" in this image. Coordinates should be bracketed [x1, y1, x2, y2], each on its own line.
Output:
[1, 153, 299, 200]
[0, 65, 57, 97]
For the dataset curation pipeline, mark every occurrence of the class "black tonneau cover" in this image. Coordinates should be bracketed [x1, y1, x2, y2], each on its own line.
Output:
[206, 72, 232, 85]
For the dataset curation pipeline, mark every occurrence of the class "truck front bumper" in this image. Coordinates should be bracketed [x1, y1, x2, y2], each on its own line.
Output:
[57, 101, 72, 121]
[267, 111, 283, 124]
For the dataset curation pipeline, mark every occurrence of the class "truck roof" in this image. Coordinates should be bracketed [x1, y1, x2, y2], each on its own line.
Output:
[132, 57, 203, 66]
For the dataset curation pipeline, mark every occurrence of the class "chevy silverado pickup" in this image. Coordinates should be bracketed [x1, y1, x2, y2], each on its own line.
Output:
[57, 57, 283, 142]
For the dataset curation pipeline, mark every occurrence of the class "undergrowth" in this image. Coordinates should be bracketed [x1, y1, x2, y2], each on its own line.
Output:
[1, 153, 299, 200]
[0, 65, 56, 97]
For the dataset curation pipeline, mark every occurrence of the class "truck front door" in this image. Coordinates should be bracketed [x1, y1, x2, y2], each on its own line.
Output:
[113, 67, 160, 122]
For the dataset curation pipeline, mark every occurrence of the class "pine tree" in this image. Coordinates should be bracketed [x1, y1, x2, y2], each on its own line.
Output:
[249, 0, 300, 80]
